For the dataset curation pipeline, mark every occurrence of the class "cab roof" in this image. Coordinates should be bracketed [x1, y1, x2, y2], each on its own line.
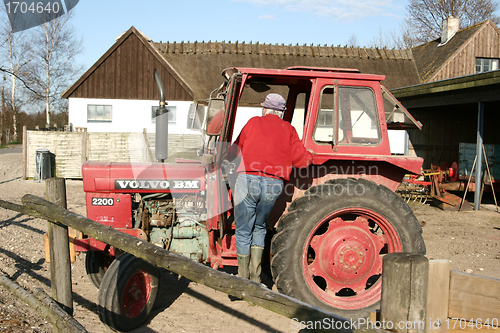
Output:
[224, 66, 386, 82]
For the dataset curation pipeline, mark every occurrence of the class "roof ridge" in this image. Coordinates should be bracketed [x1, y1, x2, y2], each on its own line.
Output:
[413, 20, 488, 50]
[459, 19, 487, 33]
[151, 40, 413, 60]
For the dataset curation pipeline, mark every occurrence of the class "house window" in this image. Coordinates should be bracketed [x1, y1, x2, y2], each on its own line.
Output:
[87, 105, 112, 122]
[475, 58, 499, 73]
[152, 106, 176, 124]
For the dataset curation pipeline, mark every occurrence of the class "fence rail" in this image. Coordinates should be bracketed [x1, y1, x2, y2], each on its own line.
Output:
[2, 179, 500, 332]
[20, 193, 352, 330]
[0, 271, 87, 333]
[0, 183, 359, 333]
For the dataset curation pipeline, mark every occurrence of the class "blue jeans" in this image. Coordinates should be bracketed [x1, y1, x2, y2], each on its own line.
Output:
[233, 174, 284, 255]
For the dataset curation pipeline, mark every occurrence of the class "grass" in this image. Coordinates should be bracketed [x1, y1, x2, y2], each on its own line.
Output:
[0, 141, 22, 149]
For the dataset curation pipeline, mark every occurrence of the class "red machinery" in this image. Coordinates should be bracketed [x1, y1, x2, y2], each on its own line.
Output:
[396, 162, 499, 210]
[78, 66, 425, 331]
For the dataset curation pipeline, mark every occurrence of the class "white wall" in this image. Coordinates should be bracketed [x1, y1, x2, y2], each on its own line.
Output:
[232, 106, 262, 141]
[235, 107, 407, 155]
[68, 98, 201, 135]
[388, 130, 407, 155]
[69, 98, 407, 155]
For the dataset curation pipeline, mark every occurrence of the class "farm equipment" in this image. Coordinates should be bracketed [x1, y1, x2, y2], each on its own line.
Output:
[77, 66, 426, 331]
[397, 160, 500, 210]
[397, 164, 473, 210]
[397, 142, 500, 211]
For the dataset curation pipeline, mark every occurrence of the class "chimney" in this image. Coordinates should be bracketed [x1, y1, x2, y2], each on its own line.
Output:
[440, 16, 459, 45]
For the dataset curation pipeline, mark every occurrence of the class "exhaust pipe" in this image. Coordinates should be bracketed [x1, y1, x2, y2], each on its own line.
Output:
[154, 68, 169, 162]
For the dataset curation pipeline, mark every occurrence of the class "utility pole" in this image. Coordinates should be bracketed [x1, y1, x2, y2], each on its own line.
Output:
[474, 102, 484, 211]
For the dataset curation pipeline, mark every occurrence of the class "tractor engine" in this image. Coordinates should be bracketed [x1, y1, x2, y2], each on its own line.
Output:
[135, 192, 208, 261]
[81, 160, 208, 263]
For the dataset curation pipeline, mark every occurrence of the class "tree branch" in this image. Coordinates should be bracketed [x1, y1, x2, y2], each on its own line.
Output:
[0, 67, 42, 97]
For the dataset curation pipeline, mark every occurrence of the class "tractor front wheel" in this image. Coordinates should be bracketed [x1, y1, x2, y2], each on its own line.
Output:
[98, 253, 159, 332]
[85, 250, 113, 288]
[270, 178, 425, 319]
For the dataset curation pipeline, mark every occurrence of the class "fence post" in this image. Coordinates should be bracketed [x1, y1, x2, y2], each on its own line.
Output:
[380, 253, 428, 333]
[22, 126, 27, 179]
[46, 178, 73, 319]
[426, 260, 450, 333]
[81, 128, 87, 164]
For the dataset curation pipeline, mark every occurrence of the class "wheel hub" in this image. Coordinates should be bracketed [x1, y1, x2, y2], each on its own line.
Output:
[313, 219, 380, 287]
[128, 287, 142, 301]
[303, 208, 402, 310]
[337, 244, 365, 272]
[122, 272, 152, 318]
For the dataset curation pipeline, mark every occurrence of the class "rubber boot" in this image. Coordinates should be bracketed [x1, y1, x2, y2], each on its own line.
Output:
[237, 253, 250, 279]
[249, 246, 264, 282]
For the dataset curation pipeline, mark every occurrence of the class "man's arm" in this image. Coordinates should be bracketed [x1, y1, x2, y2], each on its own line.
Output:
[289, 128, 313, 169]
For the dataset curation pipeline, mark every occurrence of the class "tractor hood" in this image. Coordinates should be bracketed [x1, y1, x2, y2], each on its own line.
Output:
[83, 161, 206, 193]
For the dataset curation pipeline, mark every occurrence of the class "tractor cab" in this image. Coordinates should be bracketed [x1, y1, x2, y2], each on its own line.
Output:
[191, 66, 423, 187]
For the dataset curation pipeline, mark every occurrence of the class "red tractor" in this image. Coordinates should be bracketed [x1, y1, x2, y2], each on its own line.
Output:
[78, 66, 425, 331]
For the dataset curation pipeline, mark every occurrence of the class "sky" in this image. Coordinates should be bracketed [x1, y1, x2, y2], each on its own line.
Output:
[68, 0, 410, 70]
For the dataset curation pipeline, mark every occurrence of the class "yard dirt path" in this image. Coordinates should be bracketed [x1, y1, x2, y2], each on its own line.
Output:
[0, 151, 499, 332]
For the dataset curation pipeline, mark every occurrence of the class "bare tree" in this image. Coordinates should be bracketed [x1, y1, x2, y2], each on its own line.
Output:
[1, 78, 4, 144]
[28, 11, 82, 127]
[347, 33, 358, 47]
[407, 0, 500, 44]
[0, 7, 32, 141]
[384, 21, 418, 50]
[370, 28, 394, 49]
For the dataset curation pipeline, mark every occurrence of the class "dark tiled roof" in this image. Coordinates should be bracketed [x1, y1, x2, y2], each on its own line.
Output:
[412, 21, 485, 83]
[63, 27, 421, 102]
[152, 40, 420, 101]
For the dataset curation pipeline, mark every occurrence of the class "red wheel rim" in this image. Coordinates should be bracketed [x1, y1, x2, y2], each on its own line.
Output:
[121, 271, 152, 318]
[302, 208, 402, 310]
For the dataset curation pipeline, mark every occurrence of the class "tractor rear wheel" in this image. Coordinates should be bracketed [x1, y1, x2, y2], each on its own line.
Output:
[270, 178, 425, 319]
[98, 253, 159, 331]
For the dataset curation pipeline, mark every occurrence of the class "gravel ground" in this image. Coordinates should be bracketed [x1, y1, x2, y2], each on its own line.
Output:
[0, 150, 499, 332]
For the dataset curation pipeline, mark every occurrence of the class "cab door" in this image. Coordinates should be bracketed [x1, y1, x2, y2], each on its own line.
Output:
[206, 72, 242, 238]
[306, 78, 390, 156]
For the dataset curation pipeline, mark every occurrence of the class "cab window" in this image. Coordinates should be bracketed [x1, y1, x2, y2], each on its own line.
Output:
[313, 85, 380, 146]
[313, 87, 334, 143]
[338, 86, 380, 145]
[290, 92, 308, 140]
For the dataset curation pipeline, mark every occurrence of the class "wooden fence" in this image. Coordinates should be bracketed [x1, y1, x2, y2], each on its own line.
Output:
[0, 272, 86, 333]
[379, 256, 500, 333]
[1, 180, 500, 332]
[0, 185, 358, 333]
[22, 126, 201, 179]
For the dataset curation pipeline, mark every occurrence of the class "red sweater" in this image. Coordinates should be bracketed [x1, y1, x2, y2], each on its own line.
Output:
[232, 114, 313, 181]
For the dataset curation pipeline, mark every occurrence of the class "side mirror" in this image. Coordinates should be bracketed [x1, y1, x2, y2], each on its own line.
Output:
[187, 103, 205, 131]
[205, 98, 225, 135]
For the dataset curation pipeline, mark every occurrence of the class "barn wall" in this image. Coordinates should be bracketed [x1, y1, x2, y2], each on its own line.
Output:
[408, 101, 500, 169]
[68, 33, 192, 101]
[431, 24, 500, 82]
